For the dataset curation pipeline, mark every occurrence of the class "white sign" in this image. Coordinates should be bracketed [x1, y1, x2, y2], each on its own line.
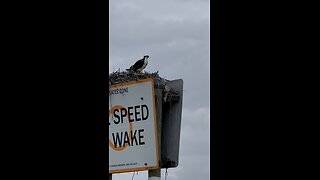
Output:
[109, 79, 159, 173]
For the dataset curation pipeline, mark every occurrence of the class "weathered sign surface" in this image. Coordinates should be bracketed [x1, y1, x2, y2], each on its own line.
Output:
[109, 79, 159, 173]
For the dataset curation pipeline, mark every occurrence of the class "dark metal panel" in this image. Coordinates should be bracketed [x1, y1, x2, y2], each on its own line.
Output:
[160, 79, 183, 168]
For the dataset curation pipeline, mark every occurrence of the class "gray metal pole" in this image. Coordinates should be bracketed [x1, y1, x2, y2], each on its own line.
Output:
[148, 169, 161, 180]
[148, 88, 162, 180]
[109, 174, 112, 180]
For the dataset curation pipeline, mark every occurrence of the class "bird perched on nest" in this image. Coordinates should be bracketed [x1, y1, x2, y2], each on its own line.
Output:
[126, 55, 149, 73]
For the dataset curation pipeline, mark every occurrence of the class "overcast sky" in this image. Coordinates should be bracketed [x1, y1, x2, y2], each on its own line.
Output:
[109, 0, 210, 179]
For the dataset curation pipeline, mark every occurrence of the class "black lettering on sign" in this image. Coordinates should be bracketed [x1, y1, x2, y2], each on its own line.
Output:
[123, 131, 130, 146]
[128, 106, 134, 122]
[111, 129, 146, 148]
[109, 87, 129, 95]
[138, 129, 145, 145]
[112, 131, 123, 148]
[135, 105, 141, 121]
[141, 105, 149, 120]
[110, 104, 150, 125]
[120, 108, 127, 123]
[113, 109, 120, 124]
[130, 129, 138, 146]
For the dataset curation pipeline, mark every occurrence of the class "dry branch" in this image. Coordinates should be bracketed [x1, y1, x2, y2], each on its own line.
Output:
[109, 70, 179, 102]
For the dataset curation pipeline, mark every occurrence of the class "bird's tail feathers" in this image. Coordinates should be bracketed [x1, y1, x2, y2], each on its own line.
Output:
[126, 67, 133, 71]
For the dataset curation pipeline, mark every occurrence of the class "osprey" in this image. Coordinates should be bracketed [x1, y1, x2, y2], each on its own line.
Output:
[126, 55, 149, 72]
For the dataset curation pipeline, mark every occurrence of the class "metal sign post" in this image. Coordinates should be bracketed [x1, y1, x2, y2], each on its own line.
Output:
[148, 169, 161, 180]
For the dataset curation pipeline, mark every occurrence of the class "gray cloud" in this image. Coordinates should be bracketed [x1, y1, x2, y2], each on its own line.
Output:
[110, 0, 210, 179]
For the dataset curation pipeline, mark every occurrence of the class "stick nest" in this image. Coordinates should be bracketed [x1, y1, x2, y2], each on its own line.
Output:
[109, 70, 179, 102]
[109, 70, 165, 86]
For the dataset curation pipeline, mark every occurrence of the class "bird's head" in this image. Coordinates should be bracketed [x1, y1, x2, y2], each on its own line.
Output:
[144, 55, 149, 59]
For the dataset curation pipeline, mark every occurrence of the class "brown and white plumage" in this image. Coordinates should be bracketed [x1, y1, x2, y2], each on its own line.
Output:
[126, 55, 149, 72]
